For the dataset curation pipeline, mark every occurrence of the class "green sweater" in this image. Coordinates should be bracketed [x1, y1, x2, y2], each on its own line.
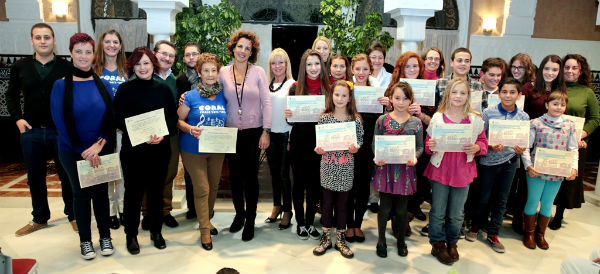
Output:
[566, 82, 600, 137]
[153, 73, 177, 104]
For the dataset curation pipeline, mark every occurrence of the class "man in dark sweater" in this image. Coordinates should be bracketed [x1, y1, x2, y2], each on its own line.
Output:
[7, 23, 76, 236]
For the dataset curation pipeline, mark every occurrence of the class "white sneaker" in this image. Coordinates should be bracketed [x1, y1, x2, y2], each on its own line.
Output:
[80, 241, 96, 260]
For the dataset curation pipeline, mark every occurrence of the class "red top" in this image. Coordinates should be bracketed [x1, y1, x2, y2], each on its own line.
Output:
[521, 82, 548, 119]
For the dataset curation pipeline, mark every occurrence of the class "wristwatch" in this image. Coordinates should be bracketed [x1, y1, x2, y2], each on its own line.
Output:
[264, 128, 271, 134]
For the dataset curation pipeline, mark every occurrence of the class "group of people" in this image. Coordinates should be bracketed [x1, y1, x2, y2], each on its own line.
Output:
[7, 23, 598, 266]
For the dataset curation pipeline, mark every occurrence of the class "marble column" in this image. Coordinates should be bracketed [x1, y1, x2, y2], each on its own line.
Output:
[384, 0, 443, 53]
[501, 0, 537, 37]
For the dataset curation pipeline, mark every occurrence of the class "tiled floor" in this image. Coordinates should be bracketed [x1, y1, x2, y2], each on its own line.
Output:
[1, 161, 599, 273]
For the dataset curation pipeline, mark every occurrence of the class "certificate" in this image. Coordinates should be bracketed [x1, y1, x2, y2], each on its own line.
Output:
[487, 94, 524, 110]
[401, 78, 436, 106]
[354, 86, 386, 113]
[286, 95, 325, 122]
[125, 108, 170, 147]
[533, 147, 575, 177]
[562, 114, 585, 141]
[471, 90, 483, 113]
[431, 123, 473, 152]
[198, 126, 238, 153]
[77, 153, 122, 188]
[488, 119, 529, 148]
[315, 121, 357, 151]
[374, 135, 416, 164]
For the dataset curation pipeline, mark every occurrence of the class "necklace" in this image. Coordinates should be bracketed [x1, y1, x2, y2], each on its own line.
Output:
[269, 77, 286, 93]
[232, 64, 249, 115]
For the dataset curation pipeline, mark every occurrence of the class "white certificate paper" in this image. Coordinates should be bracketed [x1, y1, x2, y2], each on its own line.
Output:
[374, 135, 416, 164]
[125, 108, 170, 147]
[77, 153, 122, 188]
[488, 119, 529, 148]
[286, 95, 325, 122]
[354, 86, 386, 113]
[487, 94, 524, 110]
[401, 78, 437, 106]
[533, 147, 575, 177]
[315, 121, 357, 151]
[471, 90, 483, 113]
[198, 126, 238, 153]
[562, 114, 585, 141]
[431, 123, 473, 152]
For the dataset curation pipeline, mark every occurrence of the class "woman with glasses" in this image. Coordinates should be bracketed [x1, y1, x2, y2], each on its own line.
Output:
[422, 47, 446, 80]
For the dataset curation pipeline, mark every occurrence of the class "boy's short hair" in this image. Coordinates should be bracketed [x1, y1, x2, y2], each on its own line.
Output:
[481, 57, 506, 73]
[498, 77, 522, 93]
[154, 40, 176, 53]
[450, 47, 471, 61]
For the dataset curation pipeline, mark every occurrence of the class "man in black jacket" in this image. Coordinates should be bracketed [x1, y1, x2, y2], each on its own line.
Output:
[7, 23, 76, 236]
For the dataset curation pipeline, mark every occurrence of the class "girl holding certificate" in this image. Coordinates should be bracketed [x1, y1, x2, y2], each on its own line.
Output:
[177, 53, 227, 250]
[264, 48, 295, 230]
[520, 91, 578, 250]
[114, 47, 178, 254]
[372, 82, 424, 258]
[347, 54, 388, 243]
[285, 49, 330, 240]
[522, 55, 566, 119]
[312, 80, 364, 259]
[92, 29, 128, 230]
[549, 54, 600, 230]
[220, 30, 271, 242]
[50, 33, 115, 260]
[424, 78, 487, 265]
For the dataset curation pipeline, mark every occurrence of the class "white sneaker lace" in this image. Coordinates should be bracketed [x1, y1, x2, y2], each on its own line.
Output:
[81, 242, 94, 254]
[100, 238, 113, 250]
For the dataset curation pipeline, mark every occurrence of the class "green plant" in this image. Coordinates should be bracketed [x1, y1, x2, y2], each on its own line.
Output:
[174, 0, 242, 74]
[319, 0, 393, 57]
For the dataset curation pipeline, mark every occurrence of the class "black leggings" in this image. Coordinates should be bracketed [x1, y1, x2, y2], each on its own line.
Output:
[227, 127, 263, 219]
[378, 193, 409, 244]
[290, 142, 320, 228]
[321, 188, 350, 229]
[266, 132, 292, 212]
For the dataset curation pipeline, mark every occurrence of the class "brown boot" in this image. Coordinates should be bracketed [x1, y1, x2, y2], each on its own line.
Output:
[431, 242, 453, 265]
[535, 215, 551, 250]
[447, 241, 459, 262]
[522, 214, 536, 249]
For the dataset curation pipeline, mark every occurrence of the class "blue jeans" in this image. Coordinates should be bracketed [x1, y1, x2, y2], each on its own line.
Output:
[474, 156, 519, 235]
[524, 176, 562, 217]
[58, 150, 110, 242]
[20, 127, 73, 223]
[429, 180, 470, 245]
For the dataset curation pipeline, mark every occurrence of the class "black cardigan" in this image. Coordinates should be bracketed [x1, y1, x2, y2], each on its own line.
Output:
[7, 56, 71, 128]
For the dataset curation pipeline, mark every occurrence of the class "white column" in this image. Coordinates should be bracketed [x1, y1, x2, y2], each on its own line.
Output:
[456, 0, 470, 48]
[384, 0, 443, 53]
[132, 0, 188, 45]
[78, 0, 94, 35]
[6, 0, 43, 22]
[501, 0, 537, 37]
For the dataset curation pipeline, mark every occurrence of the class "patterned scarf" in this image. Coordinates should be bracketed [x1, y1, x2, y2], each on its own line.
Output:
[186, 66, 200, 87]
[196, 80, 222, 98]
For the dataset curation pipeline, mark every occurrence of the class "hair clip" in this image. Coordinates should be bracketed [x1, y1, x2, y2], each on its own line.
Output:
[346, 81, 353, 90]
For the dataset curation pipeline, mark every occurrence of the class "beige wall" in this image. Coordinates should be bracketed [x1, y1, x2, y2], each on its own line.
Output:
[42, 0, 78, 23]
[532, 0, 600, 41]
[469, 0, 505, 36]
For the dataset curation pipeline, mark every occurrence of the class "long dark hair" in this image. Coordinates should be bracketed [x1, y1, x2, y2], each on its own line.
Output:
[533, 55, 565, 98]
[292, 49, 330, 96]
[323, 80, 362, 123]
[563, 54, 592, 88]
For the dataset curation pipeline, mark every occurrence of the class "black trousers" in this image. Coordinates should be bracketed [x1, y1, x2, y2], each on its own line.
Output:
[348, 113, 376, 228]
[290, 138, 320, 227]
[121, 142, 170, 236]
[266, 132, 292, 212]
[227, 127, 262, 219]
[321, 188, 350, 229]
[378, 193, 409, 244]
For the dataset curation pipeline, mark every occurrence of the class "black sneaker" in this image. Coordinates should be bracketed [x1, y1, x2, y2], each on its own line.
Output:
[164, 214, 179, 228]
[99, 237, 114, 256]
[297, 225, 309, 240]
[307, 225, 321, 240]
[80, 241, 96, 260]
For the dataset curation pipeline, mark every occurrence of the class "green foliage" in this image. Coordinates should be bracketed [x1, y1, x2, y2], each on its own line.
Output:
[174, 0, 242, 74]
[319, 0, 393, 57]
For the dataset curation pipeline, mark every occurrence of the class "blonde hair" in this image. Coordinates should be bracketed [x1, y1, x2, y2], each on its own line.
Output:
[312, 36, 332, 59]
[437, 78, 480, 117]
[267, 48, 293, 81]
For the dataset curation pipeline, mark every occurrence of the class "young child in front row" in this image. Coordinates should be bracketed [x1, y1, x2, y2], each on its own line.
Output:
[521, 91, 578, 250]
[424, 78, 488, 265]
[312, 80, 364, 259]
[371, 82, 424, 258]
[466, 78, 530, 253]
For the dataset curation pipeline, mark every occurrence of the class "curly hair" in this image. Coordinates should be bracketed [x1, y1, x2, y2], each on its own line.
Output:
[126, 47, 160, 76]
[227, 30, 260, 64]
[563, 54, 592, 88]
[195, 52, 222, 74]
[69, 33, 95, 52]
[509, 53, 536, 84]
[387, 51, 424, 93]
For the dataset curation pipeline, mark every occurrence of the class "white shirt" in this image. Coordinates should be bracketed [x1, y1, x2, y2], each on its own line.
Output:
[269, 78, 295, 133]
[371, 69, 392, 88]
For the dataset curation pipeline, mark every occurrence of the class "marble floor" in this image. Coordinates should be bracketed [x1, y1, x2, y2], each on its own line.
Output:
[1, 195, 599, 274]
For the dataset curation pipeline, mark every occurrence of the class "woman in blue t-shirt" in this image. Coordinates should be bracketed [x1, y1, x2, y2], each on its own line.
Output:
[177, 53, 227, 251]
[92, 29, 128, 230]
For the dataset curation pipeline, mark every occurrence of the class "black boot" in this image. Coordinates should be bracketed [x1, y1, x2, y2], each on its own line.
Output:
[150, 232, 166, 249]
[126, 235, 140, 255]
[242, 216, 255, 242]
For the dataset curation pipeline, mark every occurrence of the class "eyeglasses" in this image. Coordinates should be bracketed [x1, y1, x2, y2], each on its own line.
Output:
[369, 55, 384, 61]
[511, 65, 525, 71]
[184, 52, 199, 58]
[426, 57, 440, 62]
[158, 51, 175, 59]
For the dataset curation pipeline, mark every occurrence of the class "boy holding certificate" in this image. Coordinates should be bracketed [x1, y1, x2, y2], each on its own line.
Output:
[520, 91, 578, 250]
[465, 78, 529, 253]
